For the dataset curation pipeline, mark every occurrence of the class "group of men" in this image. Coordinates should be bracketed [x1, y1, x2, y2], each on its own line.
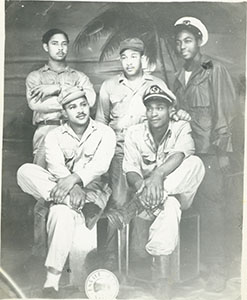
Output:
[17, 16, 236, 300]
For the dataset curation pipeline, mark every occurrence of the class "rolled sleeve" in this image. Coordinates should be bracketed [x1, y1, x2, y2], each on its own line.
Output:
[75, 127, 116, 187]
[123, 128, 143, 178]
[44, 130, 71, 178]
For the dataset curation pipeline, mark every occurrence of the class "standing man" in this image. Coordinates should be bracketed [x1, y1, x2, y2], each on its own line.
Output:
[173, 17, 236, 292]
[17, 87, 116, 297]
[26, 28, 96, 257]
[122, 85, 205, 299]
[95, 37, 182, 269]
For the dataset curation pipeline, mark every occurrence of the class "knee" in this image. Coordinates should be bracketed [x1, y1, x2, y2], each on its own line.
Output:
[48, 205, 74, 224]
[17, 163, 34, 185]
[164, 196, 181, 211]
[186, 156, 205, 180]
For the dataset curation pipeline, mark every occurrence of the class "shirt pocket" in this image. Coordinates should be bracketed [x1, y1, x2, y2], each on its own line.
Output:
[141, 152, 156, 166]
[110, 94, 128, 117]
[61, 148, 76, 170]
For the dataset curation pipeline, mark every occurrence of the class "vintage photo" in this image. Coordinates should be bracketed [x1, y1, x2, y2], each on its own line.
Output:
[1, 1, 245, 299]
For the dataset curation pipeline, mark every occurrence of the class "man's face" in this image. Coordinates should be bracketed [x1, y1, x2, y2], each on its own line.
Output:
[64, 97, 90, 127]
[43, 33, 68, 62]
[120, 49, 142, 78]
[175, 30, 200, 61]
[146, 99, 171, 129]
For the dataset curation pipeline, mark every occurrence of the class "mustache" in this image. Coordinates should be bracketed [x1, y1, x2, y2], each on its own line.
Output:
[76, 113, 86, 118]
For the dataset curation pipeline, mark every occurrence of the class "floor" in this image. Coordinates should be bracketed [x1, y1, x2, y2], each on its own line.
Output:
[0, 204, 242, 300]
[0, 140, 243, 299]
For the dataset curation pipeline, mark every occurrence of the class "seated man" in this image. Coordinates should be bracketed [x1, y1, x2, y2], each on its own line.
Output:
[122, 85, 205, 299]
[17, 87, 116, 297]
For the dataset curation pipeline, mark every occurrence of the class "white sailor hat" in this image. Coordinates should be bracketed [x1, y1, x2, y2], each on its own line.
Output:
[143, 85, 175, 106]
[174, 16, 208, 46]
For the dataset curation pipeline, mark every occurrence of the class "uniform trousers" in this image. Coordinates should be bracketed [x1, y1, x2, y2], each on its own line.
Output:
[105, 155, 205, 257]
[17, 163, 110, 262]
[194, 154, 227, 266]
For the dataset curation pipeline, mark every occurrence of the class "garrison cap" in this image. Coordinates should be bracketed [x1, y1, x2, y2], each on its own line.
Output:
[119, 38, 144, 54]
[174, 16, 208, 46]
[143, 85, 175, 106]
[60, 86, 88, 107]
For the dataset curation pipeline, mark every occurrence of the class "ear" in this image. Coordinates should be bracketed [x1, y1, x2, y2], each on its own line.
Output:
[42, 43, 48, 53]
[62, 108, 67, 118]
[197, 38, 203, 47]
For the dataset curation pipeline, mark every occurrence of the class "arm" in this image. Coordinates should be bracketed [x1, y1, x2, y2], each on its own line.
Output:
[211, 63, 237, 173]
[95, 80, 111, 124]
[75, 71, 96, 107]
[45, 130, 85, 205]
[26, 71, 62, 113]
[74, 128, 116, 187]
[211, 63, 236, 153]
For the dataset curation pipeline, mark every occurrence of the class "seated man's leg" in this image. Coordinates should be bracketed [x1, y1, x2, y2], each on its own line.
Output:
[17, 163, 56, 201]
[146, 196, 181, 256]
[104, 152, 129, 269]
[44, 204, 95, 295]
[43, 205, 78, 295]
[146, 196, 181, 300]
[163, 155, 205, 210]
[17, 163, 56, 257]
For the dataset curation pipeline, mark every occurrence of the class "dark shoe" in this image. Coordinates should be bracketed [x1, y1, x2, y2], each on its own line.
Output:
[153, 278, 171, 300]
[82, 203, 103, 230]
[205, 264, 226, 293]
[42, 287, 59, 298]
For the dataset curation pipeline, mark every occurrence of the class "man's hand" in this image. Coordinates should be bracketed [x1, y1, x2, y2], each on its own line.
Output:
[171, 109, 191, 122]
[69, 184, 86, 210]
[218, 155, 231, 175]
[50, 173, 81, 204]
[31, 84, 60, 102]
[144, 171, 164, 208]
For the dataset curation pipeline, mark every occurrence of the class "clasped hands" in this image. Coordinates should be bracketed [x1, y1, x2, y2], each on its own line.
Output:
[136, 171, 167, 212]
[49, 174, 85, 210]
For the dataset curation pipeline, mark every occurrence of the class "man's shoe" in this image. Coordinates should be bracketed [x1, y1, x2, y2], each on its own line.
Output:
[205, 264, 226, 293]
[42, 287, 59, 298]
[82, 203, 103, 230]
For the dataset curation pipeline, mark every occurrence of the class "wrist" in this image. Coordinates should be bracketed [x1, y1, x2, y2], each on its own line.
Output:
[70, 173, 81, 185]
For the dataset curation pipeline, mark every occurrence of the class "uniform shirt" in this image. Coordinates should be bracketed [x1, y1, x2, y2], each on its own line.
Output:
[44, 119, 116, 187]
[173, 54, 236, 154]
[26, 65, 96, 125]
[96, 72, 176, 145]
[123, 120, 194, 178]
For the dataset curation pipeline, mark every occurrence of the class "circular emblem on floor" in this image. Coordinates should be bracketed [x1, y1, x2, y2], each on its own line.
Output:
[85, 269, 119, 300]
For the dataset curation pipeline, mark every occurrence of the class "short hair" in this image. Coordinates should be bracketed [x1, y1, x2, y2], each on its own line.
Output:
[42, 29, 69, 44]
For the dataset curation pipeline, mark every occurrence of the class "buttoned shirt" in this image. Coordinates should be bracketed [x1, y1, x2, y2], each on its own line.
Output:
[95, 72, 176, 145]
[123, 120, 194, 178]
[26, 65, 96, 125]
[44, 119, 116, 187]
[173, 54, 236, 154]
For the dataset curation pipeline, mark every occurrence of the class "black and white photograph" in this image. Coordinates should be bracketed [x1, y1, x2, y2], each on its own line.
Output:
[1, 1, 246, 299]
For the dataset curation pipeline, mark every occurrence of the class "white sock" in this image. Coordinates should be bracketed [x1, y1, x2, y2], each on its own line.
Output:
[44, 271, 61, 291]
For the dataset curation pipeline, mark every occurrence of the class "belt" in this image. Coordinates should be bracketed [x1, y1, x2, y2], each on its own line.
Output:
[36, 119, 65, 126]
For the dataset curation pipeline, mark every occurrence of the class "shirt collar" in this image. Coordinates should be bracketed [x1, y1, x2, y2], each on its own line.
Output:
[61, 118, 97, 142]
[41, 64, 72, 74]
[118, 72, 154, 84]
[143, 120, 172, 148]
